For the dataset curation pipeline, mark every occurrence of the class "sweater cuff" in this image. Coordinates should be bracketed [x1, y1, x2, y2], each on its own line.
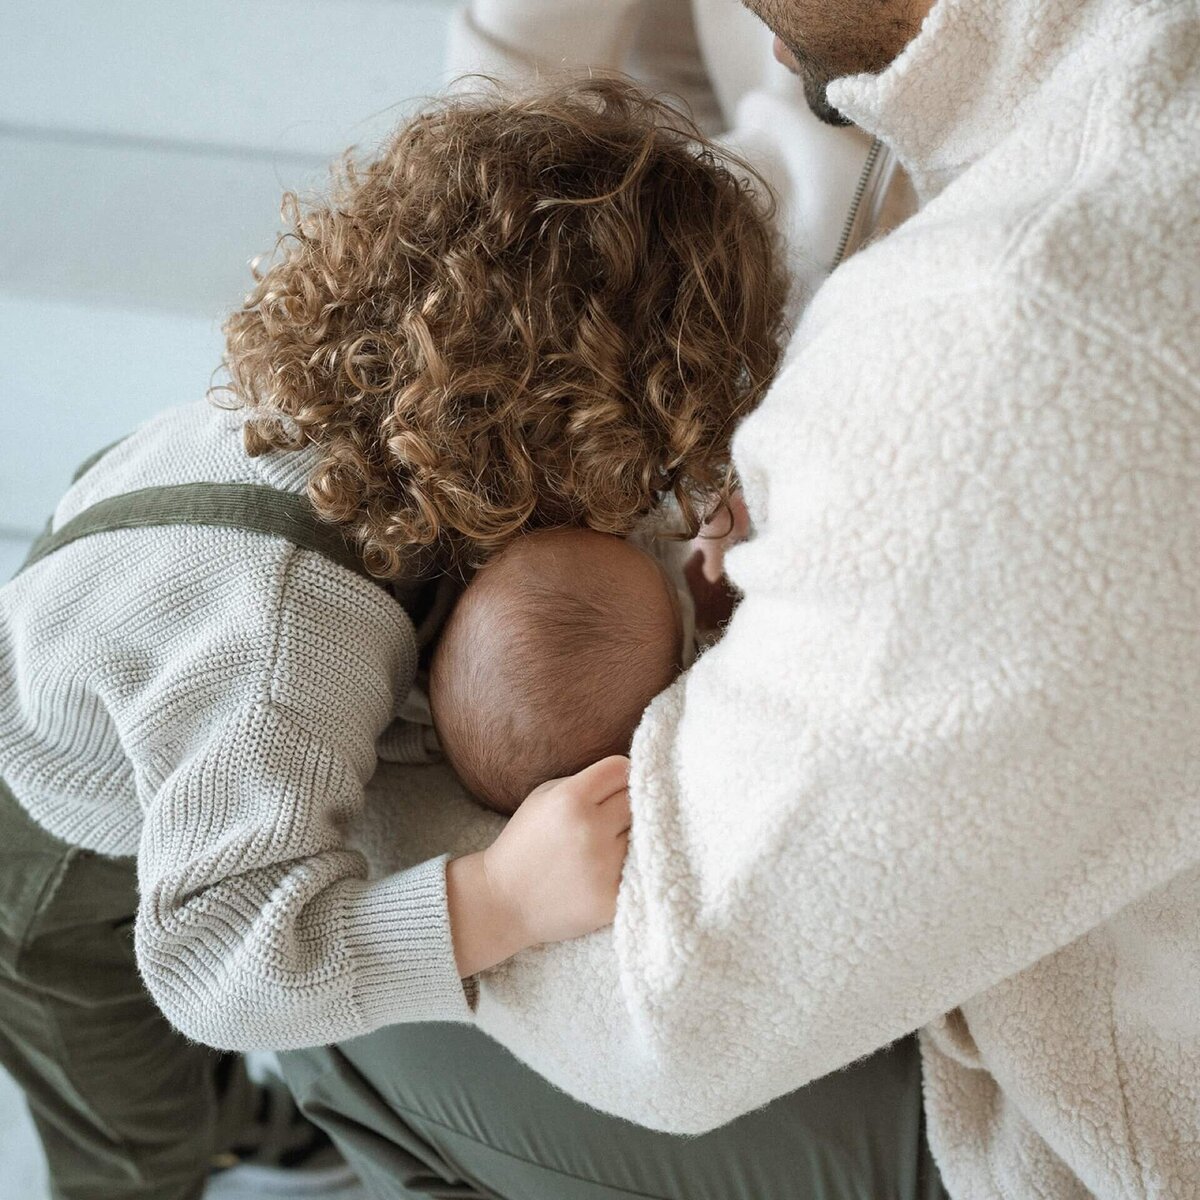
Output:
[343, 855, 476, 1029]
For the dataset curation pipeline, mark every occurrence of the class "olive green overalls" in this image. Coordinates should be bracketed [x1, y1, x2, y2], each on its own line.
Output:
[0, 454, 947, 1200]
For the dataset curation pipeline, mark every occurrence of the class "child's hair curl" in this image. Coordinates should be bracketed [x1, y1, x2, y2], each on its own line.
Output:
[219, 75, 787, 577]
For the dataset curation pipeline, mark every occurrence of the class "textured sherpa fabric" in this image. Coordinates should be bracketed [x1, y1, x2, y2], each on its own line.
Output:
[614, 0, 1199, 1194]
[0, 402, 474, 1050]
[434, 1, 1200, 1197]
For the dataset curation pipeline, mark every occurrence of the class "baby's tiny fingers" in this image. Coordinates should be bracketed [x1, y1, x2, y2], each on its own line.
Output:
[572, 755, 630, 804]
[599, 787, 631, 833]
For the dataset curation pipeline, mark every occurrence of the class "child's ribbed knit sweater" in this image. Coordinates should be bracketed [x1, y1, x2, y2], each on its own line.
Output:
[0, 402, 472, 1048]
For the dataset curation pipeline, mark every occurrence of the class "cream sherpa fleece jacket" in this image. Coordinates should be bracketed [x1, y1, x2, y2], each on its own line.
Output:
[416, 1, 1200, 1196]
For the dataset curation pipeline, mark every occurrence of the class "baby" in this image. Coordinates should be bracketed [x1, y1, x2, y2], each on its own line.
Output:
[430, 528, 694, 813]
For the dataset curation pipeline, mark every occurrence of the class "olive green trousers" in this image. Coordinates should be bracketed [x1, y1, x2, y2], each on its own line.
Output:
[0, 780, 258, 1200]
[279, 1011, 948, 1200]
[0, 776, 946, 1200]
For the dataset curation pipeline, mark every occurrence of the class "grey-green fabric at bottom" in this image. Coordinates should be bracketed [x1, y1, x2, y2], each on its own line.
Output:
[0, 769, 946, 1200]
[0, 779, 258, 1200]
[281, 1015, 947, 1200]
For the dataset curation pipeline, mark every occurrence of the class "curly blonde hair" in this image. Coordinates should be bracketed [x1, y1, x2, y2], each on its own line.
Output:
[219, 76, 787, 577]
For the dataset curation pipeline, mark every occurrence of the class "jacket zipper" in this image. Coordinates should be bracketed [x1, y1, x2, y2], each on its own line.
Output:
[831, 137, 885, 270]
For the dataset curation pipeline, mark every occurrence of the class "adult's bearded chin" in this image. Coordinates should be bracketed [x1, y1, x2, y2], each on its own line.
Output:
[772, 33, 853, 125]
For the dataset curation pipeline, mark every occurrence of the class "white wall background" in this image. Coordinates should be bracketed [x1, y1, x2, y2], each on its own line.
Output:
[0, 3, 455, 1191]
[1, 0, 458, 571]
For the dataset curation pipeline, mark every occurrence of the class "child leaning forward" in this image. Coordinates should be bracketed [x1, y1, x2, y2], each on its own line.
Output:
[0, 77, 785, 1197]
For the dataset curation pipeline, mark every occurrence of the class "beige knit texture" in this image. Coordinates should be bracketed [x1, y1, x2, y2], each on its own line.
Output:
[0, 402, 472, 1049]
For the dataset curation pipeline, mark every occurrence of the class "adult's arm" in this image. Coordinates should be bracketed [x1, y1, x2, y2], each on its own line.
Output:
[599, 248, 1200, 1128]
[446, 0, 643, 82]
[428, 0, 1200, 1135]
[446, 0, 723, 131]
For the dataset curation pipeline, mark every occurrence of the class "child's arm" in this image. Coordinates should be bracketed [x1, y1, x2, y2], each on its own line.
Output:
[130, 533, 630, 1052]
[447, 757, 631, 977]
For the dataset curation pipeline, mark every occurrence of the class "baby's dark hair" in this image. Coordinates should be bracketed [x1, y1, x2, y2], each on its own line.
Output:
[430, 530, 681, 813]
[219, 75, 787, 578]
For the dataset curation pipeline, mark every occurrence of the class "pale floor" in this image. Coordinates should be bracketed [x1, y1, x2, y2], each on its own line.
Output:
[0, 535, 31, 585]
[0, 1067, 50, 1200]
[2, 0, 456, 538]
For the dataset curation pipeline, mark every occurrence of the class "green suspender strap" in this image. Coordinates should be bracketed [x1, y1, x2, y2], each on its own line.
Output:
[16, 441, 403, 599]
[20, 482, 378, 585]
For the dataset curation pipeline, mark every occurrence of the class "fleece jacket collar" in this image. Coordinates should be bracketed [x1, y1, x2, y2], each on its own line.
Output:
[828, 0, 1150, 203]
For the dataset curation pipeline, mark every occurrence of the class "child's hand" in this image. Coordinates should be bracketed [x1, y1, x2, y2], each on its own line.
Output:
[487, 755, 631, 947]
[445, 756, 630, 977]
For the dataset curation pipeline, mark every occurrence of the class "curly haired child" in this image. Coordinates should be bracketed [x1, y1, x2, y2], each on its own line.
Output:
[0, 76, 785, 1196]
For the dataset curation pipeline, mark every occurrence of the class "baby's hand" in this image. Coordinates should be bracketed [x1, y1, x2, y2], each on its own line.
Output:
[485, 756, 631, 948]
[445, 757, 630, 977]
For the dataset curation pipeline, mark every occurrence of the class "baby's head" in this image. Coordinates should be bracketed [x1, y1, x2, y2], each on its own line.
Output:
[430, 529, 682, 814]
[222, 76, 785, 577]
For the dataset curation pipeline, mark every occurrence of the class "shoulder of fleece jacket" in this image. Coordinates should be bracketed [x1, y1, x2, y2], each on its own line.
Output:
[613, 8, 1200, 1132]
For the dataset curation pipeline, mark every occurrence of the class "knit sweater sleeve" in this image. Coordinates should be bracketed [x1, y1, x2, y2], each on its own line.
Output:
[136, 702, 470, 1050]
[603, 270, 1200, 1130]
[129, 546, 472, 1050]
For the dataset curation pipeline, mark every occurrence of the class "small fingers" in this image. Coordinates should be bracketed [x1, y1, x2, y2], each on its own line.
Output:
[571, 755, 630, 804]
[599, 786, 631, 836]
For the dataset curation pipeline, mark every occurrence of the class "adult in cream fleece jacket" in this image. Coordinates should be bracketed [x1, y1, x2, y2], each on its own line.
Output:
[423, 0, 1200, 1196]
